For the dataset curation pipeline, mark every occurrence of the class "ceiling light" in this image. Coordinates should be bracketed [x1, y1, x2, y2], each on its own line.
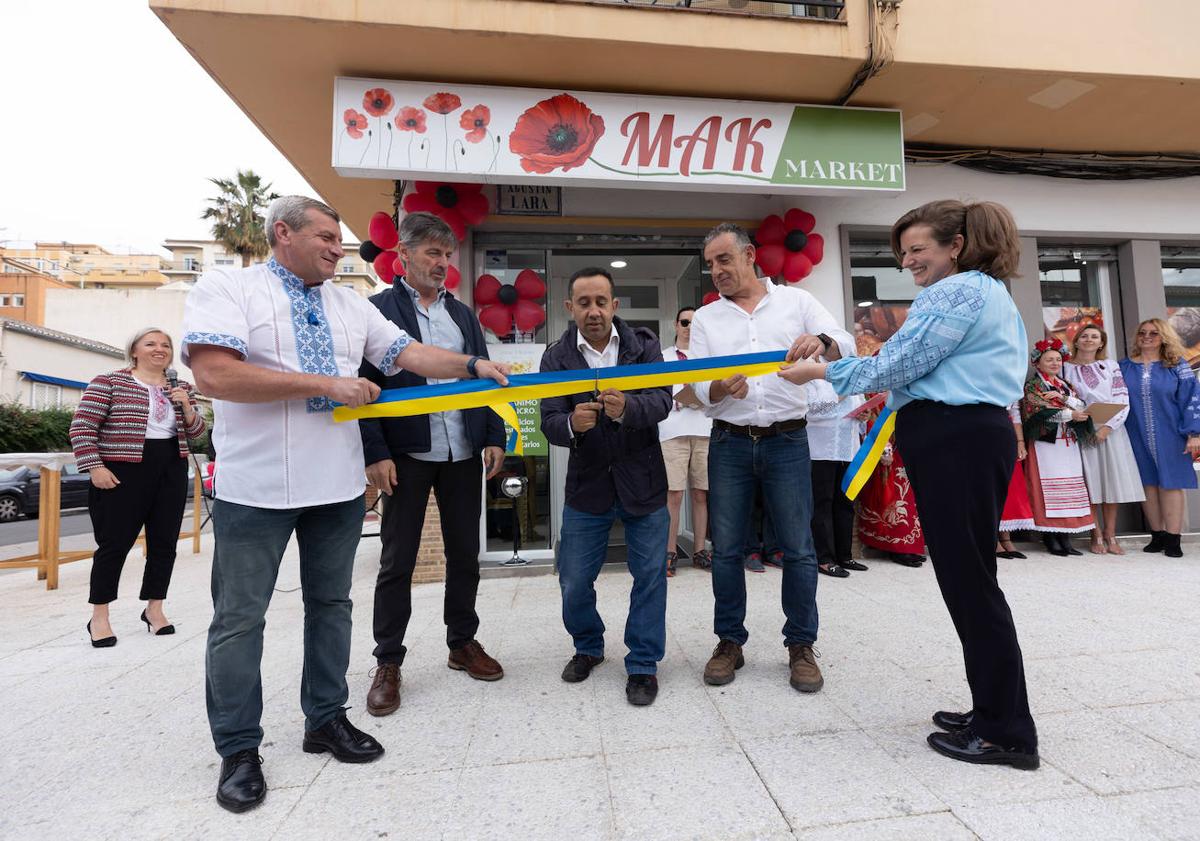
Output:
[610, 260, 627, 268]
[857, 300, 875, 307]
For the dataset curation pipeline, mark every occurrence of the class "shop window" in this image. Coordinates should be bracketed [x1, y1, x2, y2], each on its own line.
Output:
[1037, 246, 1117, 347]
[1162, 246, 1200, 368]
[847, 239, 915, 356]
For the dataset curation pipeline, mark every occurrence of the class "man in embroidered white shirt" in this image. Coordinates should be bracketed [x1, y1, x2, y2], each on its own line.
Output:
[689, 223, 854, 694]
[182, 196, 508, 814]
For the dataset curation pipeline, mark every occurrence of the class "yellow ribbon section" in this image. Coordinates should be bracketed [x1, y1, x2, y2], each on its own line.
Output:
[841, 408, 896, 501]
[490, 402, 523, 455]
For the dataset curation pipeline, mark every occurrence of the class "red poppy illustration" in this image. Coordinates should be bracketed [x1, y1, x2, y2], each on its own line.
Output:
[343, 109, 369, 139]
[475, 270, 546, 336]
[754, 208, 825, 283]
[362, 88, 395, 117]
[395, 107, 427, 133]
[460, 105, 491, 143]
[401, 181, 490, 241]
[509, 93, 605, 174]
[424, 92, 462, 115]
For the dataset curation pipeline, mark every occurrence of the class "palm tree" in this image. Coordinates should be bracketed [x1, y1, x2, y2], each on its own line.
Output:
[202, 170, 279, 267]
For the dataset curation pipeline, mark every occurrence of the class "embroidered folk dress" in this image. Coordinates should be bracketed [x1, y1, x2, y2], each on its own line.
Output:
[1118, 358, 1200, 490]
[182, 258, 412, 509]
[1062, 360, 1145, 504]
[855, 401, 926, 555]
[999, 403, 1035, 532]
[1021, 373, 1095, 534]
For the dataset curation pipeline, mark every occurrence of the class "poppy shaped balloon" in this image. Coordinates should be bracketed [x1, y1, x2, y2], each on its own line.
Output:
[755, 208, 824, 283]
[373, 250, 399, 284]
[475, 269, 546, 336]
[402, 182, 489, 241]
[368, 212, 399, 250]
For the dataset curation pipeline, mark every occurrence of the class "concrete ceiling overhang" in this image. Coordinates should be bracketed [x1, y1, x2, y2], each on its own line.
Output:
[152, 0, 1200, 239]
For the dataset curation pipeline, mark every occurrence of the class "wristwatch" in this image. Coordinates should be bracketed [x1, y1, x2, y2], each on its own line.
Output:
[466, 355, 481, 378]
[817, 333, 833, 352]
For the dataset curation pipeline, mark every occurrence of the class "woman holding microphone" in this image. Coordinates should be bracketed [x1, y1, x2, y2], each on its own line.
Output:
[70, 328, 207, 647]
[779, 200, 1038, 770]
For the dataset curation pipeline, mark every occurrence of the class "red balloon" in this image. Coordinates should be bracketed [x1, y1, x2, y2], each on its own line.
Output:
[802, 233, 824, 266]
[457, 190, 490, 225]
[755, 214, 786, 245]
[514, 299, 545, 332]
[392, 255, 406, 279]
[444, 264, 460, 290]
[373, 250, 397, 284]
[702, 291, 720, 306]
[368, 212, 399, 250]
[475, 273, 501, 305]
[514, 268, 546, 299]
[756, 243, 786, 277]
[783, 207, 816, 235]
[478, 304, 513, 336]
[782, 251, 814, 282]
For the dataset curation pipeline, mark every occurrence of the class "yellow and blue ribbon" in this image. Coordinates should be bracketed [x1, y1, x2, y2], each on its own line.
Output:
[840, 404, 895, 501]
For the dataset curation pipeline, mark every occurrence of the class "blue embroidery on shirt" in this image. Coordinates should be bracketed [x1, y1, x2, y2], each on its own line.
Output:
[380, 335, 412, 374]
[183, 332, 247, 357]
[268, 258, 339, 413]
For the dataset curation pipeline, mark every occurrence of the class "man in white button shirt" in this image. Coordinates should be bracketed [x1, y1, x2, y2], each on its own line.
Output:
[689, 223, 854, 693]
[182, 196, 508, 814]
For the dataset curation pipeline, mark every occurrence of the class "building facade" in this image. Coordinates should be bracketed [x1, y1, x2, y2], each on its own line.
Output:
[0, 242, 169, 289]
[162, 238, 382, 296]
[152, 0, 1200, 570]
[0, 319, 125, 409]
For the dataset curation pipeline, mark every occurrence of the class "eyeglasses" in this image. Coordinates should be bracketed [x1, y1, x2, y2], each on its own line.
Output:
[678, 319, 691, 327]
[1137, 331, 1161, 338]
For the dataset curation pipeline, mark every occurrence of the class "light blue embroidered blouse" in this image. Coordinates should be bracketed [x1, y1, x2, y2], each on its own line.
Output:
[825, 270, 1027, 410]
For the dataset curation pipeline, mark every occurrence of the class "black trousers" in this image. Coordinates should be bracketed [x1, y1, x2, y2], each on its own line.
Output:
[88, 438, 189, 604]
[811, 460, 853, 565]
[896, 400, 1038, 751]
[372, 454, 483, 665]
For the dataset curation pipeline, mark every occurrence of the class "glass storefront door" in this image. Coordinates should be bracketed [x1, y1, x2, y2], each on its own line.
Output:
[1037, 245, 1120, 350]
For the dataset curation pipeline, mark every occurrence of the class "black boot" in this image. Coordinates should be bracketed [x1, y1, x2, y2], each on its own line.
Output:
[1144, 530, 1167, 553]
[1164, 532, 1183, 558]
[1043, 533, 1068, 557]
[1062, 534, 1082, 556]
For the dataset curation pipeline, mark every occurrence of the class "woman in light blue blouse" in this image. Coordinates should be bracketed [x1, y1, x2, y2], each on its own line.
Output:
[779, 200, 1038, 771]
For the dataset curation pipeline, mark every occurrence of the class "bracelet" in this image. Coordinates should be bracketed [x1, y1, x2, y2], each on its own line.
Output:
[465, 356, 481, 378]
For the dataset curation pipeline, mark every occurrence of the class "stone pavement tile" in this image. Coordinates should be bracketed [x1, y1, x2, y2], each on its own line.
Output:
[1, 788, 306, 841]
[1109, 700, 1200, 760]
[589, 664, 733, 755]
[866, 724, 1087, 809]
[822, 658, 962, 730]
[743, 730, 945, 830]
[444, 756, 613, 841]
[955, 795, 1168, 841]
[605, 743, 792, 841]
[463, 656, 603, 767]
[275, 768, 458, 841]
[905, 660, 1080, 718]
[1108, 785, 1200, 841]
[1037, 709, 1200, 795]
[790, 812, 977, 841]
[703, 658, 860, 741]
[1084, 649, 1200, 706]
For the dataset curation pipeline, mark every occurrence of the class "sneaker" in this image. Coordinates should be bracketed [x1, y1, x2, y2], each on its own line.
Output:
[787, 644, 824, 693]
[692, 549, 712, 570]
[703, 639, 745, 685]
[625, 674, 659, 706]
[763, 551, 784, 569]
[744, 552, 765, 573]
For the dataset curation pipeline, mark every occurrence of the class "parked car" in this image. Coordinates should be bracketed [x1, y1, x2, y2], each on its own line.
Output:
[0, 464, 92, 522]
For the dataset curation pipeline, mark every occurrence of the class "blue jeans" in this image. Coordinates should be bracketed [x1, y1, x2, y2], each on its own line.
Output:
[708, 426, 819, 647]
[557, 502, 669, 675]
[206, 495, 364, 757]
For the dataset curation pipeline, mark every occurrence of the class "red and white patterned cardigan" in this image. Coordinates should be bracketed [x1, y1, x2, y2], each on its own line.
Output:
[69, 369, 207, 471]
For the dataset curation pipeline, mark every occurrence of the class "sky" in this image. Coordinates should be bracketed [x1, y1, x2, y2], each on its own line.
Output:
[0, 1, 313, 256]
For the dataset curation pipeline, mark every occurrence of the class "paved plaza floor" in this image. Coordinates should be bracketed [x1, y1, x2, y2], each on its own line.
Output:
[2, 534, 1199, 841]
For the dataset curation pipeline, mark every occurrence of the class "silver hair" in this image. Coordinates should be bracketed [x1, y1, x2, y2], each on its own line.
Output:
[703, 222, 753, 253]
[126, 327, 174, 366]
[399, 211, 457, 250]
[265, 196, 340, 246]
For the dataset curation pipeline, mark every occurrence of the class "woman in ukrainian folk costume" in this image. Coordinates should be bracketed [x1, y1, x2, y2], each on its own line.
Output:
[855, 395, 926, 567]
[996, 403, 1034, 559]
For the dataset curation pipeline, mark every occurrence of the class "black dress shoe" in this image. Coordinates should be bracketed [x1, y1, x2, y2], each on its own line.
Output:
[1007, 550, 1027, 559]
[626, 674, 659, 706]
[841, 559, 868, 571]
[561, 653, 604, 683]
[890, 553, 925, 567]
[216, 749, 266, 813]
[818, 563, 850, 578]
[1062, 537, 1082, 556]
[86, 620, 116, 648]
[1042, 534, 1069, 557]
[927, 729, 1039, 770]
[932, 709, 973, 731]
[302, 714, 384, 763]
[996, 550, 1015, 559]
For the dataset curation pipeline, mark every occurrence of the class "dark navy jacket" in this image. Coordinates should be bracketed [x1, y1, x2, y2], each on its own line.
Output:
[359, 285, 505, 466]
[539, 317, 671, 516]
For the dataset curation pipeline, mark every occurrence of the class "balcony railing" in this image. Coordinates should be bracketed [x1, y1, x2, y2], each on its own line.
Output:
[553, 0, 844, 19]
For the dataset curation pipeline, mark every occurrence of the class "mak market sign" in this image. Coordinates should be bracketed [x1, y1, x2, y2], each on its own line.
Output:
[333, 78, 904, 194]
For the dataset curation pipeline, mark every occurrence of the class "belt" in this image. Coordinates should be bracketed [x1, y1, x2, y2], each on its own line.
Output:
[714, 418, 807, 439]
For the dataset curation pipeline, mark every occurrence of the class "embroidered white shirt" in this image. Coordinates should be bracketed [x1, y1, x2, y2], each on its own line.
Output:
[803, 380, 863, 462]
[181, 259, 411, 509]
[135, 377, 178, 440]
[690, 280, 855, 426]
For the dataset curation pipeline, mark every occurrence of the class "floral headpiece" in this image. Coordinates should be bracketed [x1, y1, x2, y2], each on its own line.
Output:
[1031, 337, 1070, 364]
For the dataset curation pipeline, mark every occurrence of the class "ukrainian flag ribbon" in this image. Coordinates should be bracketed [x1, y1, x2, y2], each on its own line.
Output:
[840, 405, 896, 501]
[333, 350, 792, 453]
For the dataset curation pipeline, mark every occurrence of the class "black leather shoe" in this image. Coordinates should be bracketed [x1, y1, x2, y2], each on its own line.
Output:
[302, 714, 384, 763]
[927, 729, 1039, 770]
[216, 749, 266, 813]
[841, 559, 868, 571]
[625, 674, 658, 706]
[561, 653, 604, 683]
[932, 709, 973, 731]
[818, 563, 850, 578]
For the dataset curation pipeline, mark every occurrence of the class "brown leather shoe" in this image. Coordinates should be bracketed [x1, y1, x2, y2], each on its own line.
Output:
[703, 639, 744, 686]
[448, 640, 504, 681]
[788, 644, 824, 693]
[366, 663, 401, 717]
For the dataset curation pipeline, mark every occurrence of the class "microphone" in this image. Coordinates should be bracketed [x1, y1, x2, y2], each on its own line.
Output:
[166, 368, 182, 408]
